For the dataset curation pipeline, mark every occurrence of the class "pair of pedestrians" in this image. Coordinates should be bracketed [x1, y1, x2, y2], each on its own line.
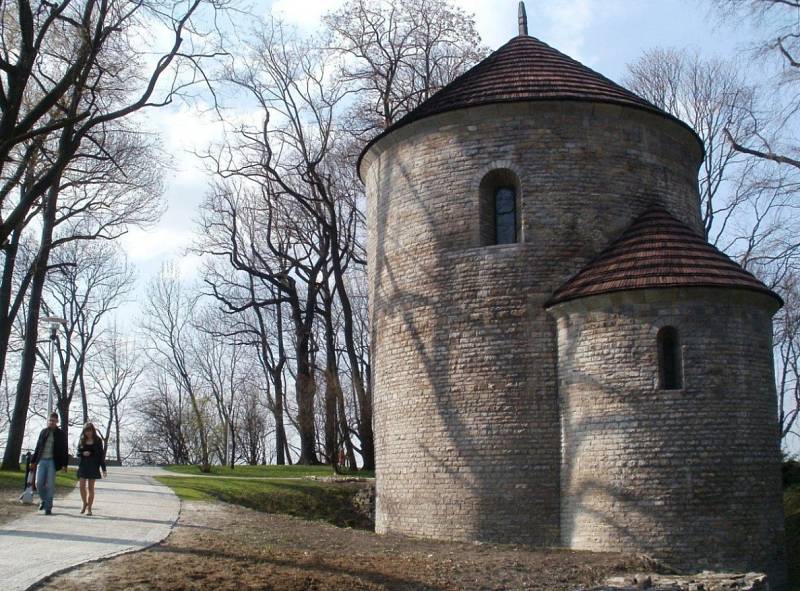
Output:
[29, 412, 107, 515]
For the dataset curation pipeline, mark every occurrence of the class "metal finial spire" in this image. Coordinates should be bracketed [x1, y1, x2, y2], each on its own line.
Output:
[518, 2, 528, 36]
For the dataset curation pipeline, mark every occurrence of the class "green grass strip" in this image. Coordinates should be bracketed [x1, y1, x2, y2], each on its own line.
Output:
[156, 474, 372, 530]
[0, 468, 76, 489]
[163, 464, 374, 479]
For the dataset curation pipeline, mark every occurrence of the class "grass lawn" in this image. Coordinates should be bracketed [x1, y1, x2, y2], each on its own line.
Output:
[163, 463, 375, 479]
[156, 473, 373, 529]
[0, 467, 77, 489]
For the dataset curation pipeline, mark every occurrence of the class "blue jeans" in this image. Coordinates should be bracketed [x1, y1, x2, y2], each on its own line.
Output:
[36, 458, 55, 511]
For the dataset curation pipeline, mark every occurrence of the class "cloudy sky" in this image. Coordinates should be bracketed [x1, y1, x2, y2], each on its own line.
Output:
[121, 0, 751, 307]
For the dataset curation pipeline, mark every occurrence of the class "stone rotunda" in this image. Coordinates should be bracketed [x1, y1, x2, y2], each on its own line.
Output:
[358, 4, 786, 587]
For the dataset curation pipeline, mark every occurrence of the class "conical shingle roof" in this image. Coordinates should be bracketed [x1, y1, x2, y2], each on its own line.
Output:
[359, 34, 702, 172]
[396, 35, 656, 123]
[547, 206, 782, 307]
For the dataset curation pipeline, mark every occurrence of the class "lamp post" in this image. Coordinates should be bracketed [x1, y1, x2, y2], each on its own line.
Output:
[40, 316, 67, 418]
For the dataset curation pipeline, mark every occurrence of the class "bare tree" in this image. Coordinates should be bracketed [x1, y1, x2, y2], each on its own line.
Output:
[775, 273, 800, 443]
[140, 263, 211, 471]
[35, 240, 134, 432]
[192, 307, 251, 468]
[0, 127, 162, 401]
[0, 0, 223, 470]
[711, 1, 800, 170]
[212, 20, 373, 468]
[236, 380, 271, 466]
[324, 0, 487, 136]
[0, 0, 224, 245]
[133, 373, 189, 465]
[188, 4, 490, 469]
[625, 48, 765, 242]
[87, 321, 143, 463]
[197, 243, 296, 465]
[197, 180, 327, 465]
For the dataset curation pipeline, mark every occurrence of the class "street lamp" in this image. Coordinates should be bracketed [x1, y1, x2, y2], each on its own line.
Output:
[40, 316, 67, 417]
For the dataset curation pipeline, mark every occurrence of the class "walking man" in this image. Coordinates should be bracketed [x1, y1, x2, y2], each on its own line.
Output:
[30, 412, 69, 515]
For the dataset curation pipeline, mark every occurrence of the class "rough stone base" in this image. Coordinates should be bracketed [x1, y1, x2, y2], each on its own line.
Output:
[592, 571, 768, 591]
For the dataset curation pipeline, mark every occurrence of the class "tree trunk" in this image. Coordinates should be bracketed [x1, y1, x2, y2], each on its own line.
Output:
[252, 290, 288, 466]
[325, 204, 374, 471]
[295, 368, 319, 465]
[323, 292, 339, 466]
[103, 407, 113, 447]
[292, 297, 319, 465]
[187, 390, 210, 471]
[114, 407, 122, 462]
[1, 181, 60, 471]
[325, 369, 338, 467]
[229, 421, 236, 469]
[57, 398, 69, 449]
[274, 376, 287, 465]
[0, 220, 24, 391]
[283, 416, 293, 465]
[79, 370, 88, 424]
[337, 380, 357, 470]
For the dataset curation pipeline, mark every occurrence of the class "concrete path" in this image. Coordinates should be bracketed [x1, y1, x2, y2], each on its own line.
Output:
[0, 466, 180, 591]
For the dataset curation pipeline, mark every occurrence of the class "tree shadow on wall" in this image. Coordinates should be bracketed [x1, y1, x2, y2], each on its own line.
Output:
[555, 306, 783, 579]
[370, 145, 560, 544]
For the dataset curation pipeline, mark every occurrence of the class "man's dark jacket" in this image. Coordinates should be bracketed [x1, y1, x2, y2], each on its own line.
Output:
[31, 427, 69, 470]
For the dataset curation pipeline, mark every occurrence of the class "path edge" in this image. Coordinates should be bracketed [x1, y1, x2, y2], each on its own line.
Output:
[24, 493, 182, 590]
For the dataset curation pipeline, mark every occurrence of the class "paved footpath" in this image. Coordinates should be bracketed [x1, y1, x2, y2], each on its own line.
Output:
[0, 466, 180, 591]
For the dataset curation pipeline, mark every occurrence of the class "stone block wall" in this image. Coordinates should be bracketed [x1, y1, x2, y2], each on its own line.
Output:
[362, 101, 703, 544]
[550, 288, 786, 588]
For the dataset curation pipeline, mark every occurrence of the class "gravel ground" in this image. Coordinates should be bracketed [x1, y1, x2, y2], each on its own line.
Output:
[37, 500, 650, 591]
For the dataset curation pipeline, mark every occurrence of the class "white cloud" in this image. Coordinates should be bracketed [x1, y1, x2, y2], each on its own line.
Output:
[269, 0, 342, 28]
[459, 0, 516, 48]
[146, 103, 225, 161]
[539, 0, 594, 63]
[449, 1, 597, 62]
[176, 253, 205, 281]
[121, 227, 195, 264]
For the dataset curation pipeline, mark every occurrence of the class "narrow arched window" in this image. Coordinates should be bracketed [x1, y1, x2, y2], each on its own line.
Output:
[479, 169, 520, 246]
[658, 326, 682, 390]
[495, 186, 517, 244]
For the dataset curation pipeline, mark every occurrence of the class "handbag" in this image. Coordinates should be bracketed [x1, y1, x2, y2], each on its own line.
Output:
[19, 469, 35, 504]
[19, 485, 34, 504]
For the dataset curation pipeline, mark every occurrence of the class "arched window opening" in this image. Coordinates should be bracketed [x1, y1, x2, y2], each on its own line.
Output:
[495, 186, 517, 244]
[658, 326, 682, 390]
[479, 168, 520, 246]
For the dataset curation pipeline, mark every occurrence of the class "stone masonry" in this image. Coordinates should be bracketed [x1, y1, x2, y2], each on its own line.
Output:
[551, 288, 785, 587]
[364, 101, 702, 545]
[360, 29, 787, 590]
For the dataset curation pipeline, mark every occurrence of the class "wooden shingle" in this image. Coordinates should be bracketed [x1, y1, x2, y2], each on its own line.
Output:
[359, 34, 701, 170]
[547, 205, 782, 306]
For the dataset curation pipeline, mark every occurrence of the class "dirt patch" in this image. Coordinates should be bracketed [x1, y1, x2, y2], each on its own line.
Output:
[0, 485, 32, 526]
[0, 484, 73, 527]
[38, 501, 649, 591]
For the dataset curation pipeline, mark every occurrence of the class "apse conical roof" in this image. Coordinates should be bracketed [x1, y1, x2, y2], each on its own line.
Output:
[547, 206, 782, 307]
[358, 34, 702, 172]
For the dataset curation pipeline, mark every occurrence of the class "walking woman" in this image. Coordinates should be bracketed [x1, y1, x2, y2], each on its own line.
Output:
[77, 422, 107, 515]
